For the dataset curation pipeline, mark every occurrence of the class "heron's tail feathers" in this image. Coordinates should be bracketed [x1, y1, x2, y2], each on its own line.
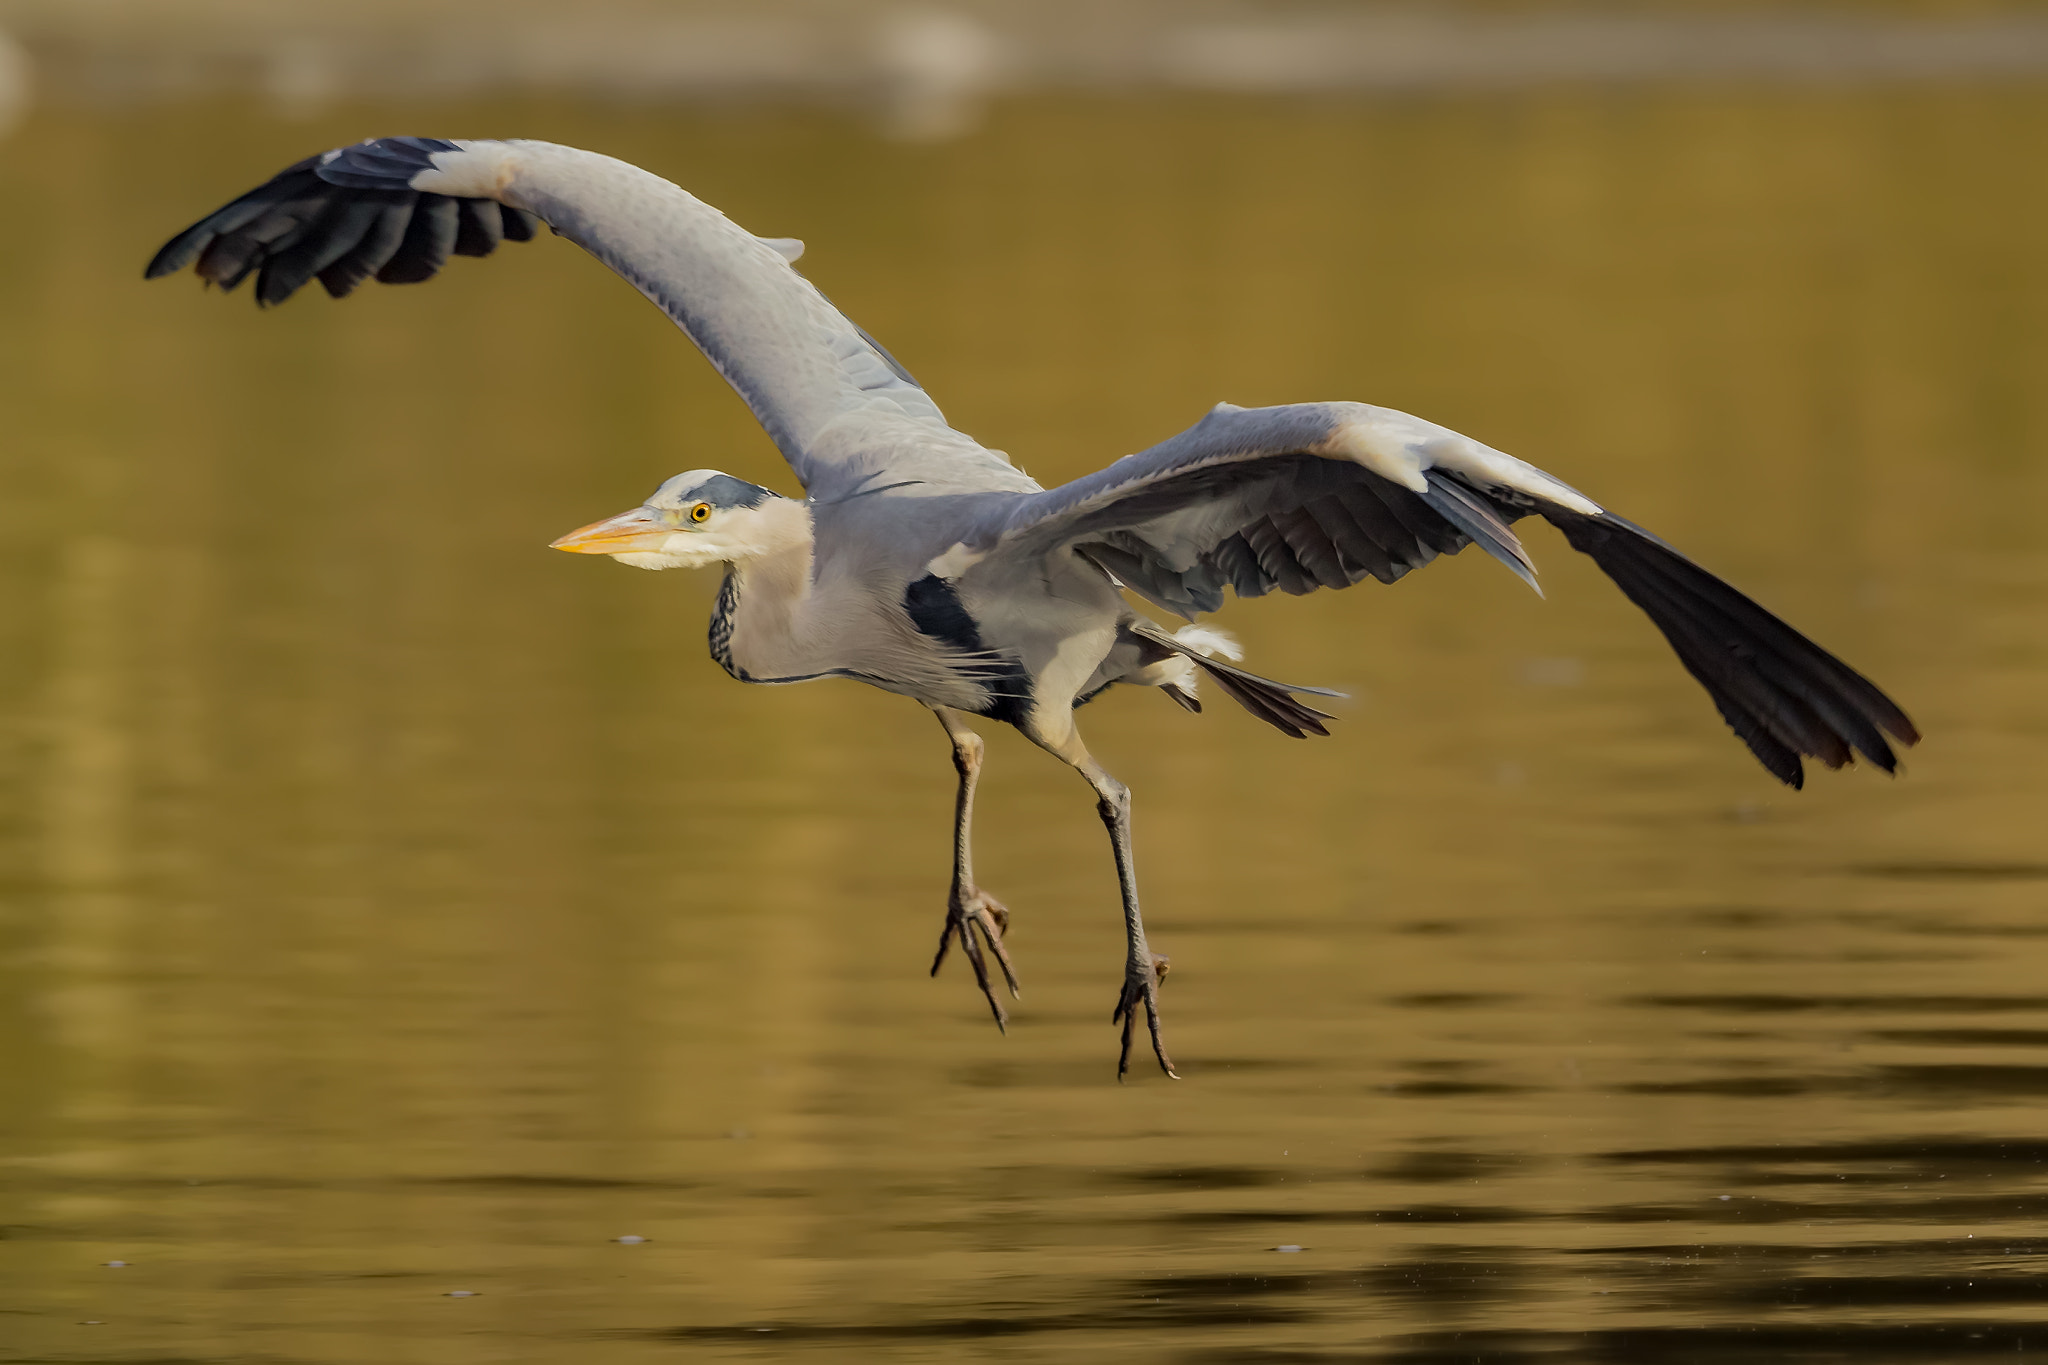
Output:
[1538, 505, 1919, 788]
[1190, 654, 1341, 739]
[1171, 623, 1244, 663]
[1151, 624, 1244, 713]
[1131, 622, 1340, 739]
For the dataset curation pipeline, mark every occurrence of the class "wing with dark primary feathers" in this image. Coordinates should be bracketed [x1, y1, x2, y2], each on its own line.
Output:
[147, 137, 1037, 500]
[146, 143, 543, 303]
[1534, 504, 1918, 788]
[980, 401, 1919, 787]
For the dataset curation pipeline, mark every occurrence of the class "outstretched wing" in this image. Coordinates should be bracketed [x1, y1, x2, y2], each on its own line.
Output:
[978, 402, 1583, 614]
[147, 137, 1037, 501]
[978, 401, 1919, 788]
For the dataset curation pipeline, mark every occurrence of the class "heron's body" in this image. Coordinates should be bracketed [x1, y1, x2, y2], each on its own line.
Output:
[685, 484, 1196, 739]
[149, 137, 1921, 1077]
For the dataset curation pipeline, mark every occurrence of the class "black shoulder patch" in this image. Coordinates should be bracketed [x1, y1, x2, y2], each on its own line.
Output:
[903, 575, 1033, 726]
[904, 574, 981, 653]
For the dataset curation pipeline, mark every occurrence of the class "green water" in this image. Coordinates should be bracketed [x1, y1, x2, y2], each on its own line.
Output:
[1, 87, 2045, 1362]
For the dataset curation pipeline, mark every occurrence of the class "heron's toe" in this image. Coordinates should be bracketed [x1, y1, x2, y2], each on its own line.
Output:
[931, 886, 1022, 1027]
[1113, 955, 1178, 1081]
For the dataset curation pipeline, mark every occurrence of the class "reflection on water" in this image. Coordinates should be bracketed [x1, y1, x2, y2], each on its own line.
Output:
[0, 86, 2045, 1362]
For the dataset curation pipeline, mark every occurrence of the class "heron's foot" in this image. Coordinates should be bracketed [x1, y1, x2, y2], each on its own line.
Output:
[1112, 953, 1178, 1081]
[930, 888, 1020, 1029]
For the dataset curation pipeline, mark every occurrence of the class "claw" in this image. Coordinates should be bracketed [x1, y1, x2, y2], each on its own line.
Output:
[1112, 954, 1178, 1081]
[931, 889, 1020, 1029]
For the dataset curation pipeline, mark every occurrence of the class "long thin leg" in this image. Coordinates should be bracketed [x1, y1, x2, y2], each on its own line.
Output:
[1026, 719, 1176, 1080]
[1079, 762, 1177, 1080]
[928, 706, 1019, 1027]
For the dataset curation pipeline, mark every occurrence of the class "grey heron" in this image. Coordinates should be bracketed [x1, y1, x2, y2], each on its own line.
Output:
[147, 137, 1919, 1079]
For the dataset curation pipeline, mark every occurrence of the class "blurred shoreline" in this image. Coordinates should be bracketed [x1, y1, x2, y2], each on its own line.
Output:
[4, 2, 2048, 138]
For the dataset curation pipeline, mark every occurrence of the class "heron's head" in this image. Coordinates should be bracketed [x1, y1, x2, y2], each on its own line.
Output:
[548, 470, 802, 570]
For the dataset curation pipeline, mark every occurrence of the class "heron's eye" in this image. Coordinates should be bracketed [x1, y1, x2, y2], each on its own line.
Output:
[688, 502, 712, 524]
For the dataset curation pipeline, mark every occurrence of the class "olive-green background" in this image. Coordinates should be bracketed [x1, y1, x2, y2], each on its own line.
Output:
[1, 83, 2044, 1361]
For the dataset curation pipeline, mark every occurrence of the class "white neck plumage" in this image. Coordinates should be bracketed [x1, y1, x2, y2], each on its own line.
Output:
[705, 499, 819, 683]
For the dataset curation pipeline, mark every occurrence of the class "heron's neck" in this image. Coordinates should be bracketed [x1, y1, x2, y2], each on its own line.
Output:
[708, 499, 818, 682]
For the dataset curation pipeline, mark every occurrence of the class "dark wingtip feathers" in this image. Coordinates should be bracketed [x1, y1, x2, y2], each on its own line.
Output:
[146, 138, 534, 306]
[376, 194, 459, 284]
[452, 198, 504, 257]
[1541, 505, 1919, 788]
[144, 228, 210, 281]
[315, 136, 459, 190]
[1423, 470, 1542, 594]
[500, 206, 541, 242]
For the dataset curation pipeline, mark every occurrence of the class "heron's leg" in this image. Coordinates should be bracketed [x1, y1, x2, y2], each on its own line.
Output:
[1081, 762, 1178, 1080]
[1029, 723, 1176, 1081]
[928, 706, 1019, 1028]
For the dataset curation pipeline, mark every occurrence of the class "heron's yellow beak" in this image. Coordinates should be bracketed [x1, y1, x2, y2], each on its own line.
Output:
[548, 506, 676, 554]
